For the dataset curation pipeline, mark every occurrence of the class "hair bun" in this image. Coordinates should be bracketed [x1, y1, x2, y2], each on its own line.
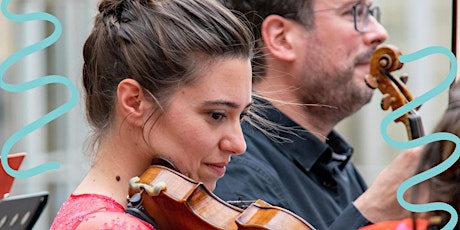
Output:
[98, 0, 151, 14]
[98, 0, 126, 15]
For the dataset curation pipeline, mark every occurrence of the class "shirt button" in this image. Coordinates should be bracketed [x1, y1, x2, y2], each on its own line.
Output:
[322, 181, 332, 187]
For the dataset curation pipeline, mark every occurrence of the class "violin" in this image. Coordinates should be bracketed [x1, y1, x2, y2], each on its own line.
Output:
[126, 164, 314, 230]
[366, 45, 438, 227]
[365, 45, 425, 140]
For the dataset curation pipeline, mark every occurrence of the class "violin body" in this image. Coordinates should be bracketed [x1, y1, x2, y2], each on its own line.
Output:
[128, 165, 314, 230]
[236, 199, 314, 229]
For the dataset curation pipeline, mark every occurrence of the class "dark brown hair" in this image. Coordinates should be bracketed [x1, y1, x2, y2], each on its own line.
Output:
[413, 82, 460, 229]
[219, 0, 312, 80]
[82, 0, 253, 155]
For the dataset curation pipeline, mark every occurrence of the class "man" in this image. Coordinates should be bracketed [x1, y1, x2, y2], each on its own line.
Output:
[214, 0, 421, 229]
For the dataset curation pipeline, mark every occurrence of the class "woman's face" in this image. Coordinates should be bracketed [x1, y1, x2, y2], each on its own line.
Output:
[146, 58, 252, 191]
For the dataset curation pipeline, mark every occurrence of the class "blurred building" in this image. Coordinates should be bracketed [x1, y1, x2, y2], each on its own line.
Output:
[0, 0, 456, 228]
[1, 0, 96, 228]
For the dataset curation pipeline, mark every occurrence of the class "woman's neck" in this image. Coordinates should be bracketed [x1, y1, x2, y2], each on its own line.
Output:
[74, 135, 152, 207]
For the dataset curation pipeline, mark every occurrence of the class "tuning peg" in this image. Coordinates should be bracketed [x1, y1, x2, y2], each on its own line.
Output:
[400, 74, 409, 84]
[381, 94, 392, 110]
[365, 74, 379, 89]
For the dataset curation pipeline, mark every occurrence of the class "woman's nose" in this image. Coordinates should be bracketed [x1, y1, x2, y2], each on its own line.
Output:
[220, 123, 247, 155]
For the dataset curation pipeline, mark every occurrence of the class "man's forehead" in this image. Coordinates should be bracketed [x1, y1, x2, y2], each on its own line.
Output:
[314, 0, 370, 8]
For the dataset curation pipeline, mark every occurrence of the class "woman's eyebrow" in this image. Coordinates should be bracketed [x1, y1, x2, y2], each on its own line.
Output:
[202, 100, 252, 109]
[203, 100, 239, 108]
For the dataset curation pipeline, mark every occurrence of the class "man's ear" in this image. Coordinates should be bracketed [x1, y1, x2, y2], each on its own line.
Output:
[116, 79, 151, 127]
[261, 15, 297, 62]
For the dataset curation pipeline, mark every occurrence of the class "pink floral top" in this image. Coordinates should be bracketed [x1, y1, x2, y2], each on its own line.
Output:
[50, 193, 155, 230]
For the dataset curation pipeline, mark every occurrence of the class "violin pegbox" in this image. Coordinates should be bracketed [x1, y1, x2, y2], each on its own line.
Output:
[366, 45, 424, 140]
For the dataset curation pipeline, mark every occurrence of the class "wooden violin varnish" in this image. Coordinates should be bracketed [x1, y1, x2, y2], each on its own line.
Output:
[126, 164, 315, 230]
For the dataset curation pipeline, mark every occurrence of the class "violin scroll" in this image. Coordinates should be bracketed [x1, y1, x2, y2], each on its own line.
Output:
[366, 45, 403, 90]
[366, 45, 424, 140]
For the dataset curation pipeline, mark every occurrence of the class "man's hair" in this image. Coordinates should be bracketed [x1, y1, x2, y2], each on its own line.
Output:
[220, 0, 313, 80]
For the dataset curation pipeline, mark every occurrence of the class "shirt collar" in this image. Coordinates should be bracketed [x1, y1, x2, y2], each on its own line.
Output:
[253, 98, 354, 171]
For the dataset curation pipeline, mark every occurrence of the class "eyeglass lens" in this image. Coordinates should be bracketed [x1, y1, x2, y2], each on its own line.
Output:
[354, 3, 381, 32]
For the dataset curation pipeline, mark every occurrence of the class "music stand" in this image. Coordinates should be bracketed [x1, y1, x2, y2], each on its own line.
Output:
[0, 153, 26, 198]
[0, 191, 48, 230]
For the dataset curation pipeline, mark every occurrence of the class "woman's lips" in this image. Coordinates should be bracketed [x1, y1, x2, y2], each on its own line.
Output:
[206, 162, 228, 177]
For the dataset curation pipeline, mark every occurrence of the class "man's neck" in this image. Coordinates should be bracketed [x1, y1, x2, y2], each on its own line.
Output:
[254, 81, 336, 142]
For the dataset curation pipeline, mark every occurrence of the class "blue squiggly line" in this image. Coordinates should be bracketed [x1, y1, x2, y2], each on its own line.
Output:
[0, 0, 79, 178]
[380, 46, 458, 229]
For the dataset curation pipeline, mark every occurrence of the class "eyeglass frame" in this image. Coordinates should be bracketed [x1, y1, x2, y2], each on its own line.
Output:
[301, 2, 381, 33]
[352, 2, 381, 32]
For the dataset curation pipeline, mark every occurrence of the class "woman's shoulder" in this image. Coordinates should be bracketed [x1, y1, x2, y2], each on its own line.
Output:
[51, 193, 155, 230]
[75, 210, 155, 230]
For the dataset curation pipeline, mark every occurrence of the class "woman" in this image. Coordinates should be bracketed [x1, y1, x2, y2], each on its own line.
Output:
[50, 0, 253, 229]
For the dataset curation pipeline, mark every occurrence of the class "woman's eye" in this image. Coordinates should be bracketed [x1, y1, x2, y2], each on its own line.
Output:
[210, 112, 225, 121]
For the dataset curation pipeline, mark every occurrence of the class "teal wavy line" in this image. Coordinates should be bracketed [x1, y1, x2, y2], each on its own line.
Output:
[380, 46, 458, 229]
[1, 0, 79, 178]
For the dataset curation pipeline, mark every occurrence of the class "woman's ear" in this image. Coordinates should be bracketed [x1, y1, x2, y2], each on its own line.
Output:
[116, 79, 151, 127]
[261, 15, 297, 62]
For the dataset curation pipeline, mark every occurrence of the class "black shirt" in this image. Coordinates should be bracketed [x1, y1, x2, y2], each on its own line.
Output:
[214, 100, 371, 230]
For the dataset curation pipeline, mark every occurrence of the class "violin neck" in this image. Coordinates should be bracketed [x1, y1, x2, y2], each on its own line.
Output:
[407, 111, 425, 140]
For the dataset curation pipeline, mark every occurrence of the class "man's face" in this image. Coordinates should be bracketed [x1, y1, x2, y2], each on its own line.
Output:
[295, 0, 388, 120]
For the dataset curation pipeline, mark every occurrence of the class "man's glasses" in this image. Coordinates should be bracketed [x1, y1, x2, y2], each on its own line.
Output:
[305, 2, 381, 33]
[352, 2, 381, 32]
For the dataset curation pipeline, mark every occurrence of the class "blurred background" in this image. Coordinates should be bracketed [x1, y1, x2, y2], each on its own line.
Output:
[0, 0, 457, 228]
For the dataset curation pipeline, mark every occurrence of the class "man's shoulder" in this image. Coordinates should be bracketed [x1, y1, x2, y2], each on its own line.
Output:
[224, 132, 284, 183]
[242, 122, 282, 151]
